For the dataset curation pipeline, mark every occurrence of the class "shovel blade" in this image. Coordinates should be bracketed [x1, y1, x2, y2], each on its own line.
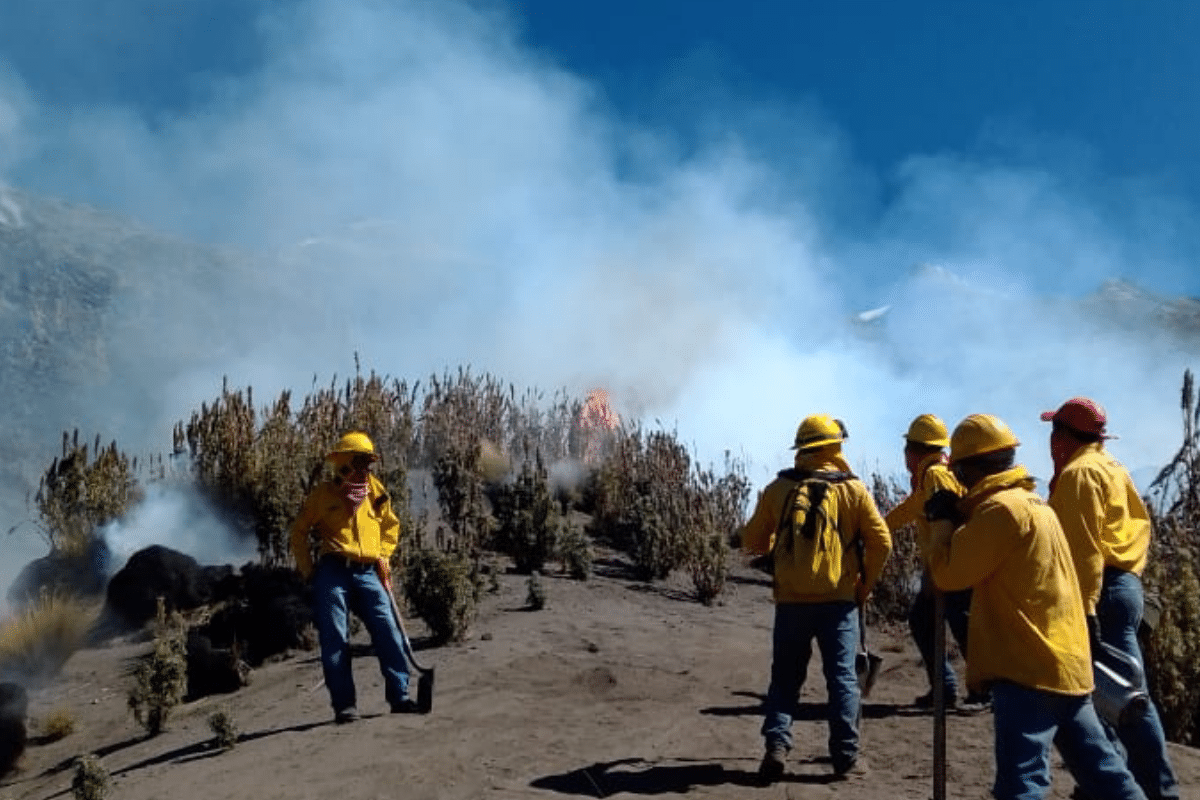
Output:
[415, 668, 435, 714]
[856, 652, 883, 697]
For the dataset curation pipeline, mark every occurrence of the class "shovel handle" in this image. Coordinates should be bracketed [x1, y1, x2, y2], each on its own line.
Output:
[932, 590, 947, 800]
[378, 561, 430, 675]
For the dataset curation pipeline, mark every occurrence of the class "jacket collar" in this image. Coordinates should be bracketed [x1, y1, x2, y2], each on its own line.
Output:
[793, 447, 854, 476]
[960, 465, 1035, 515]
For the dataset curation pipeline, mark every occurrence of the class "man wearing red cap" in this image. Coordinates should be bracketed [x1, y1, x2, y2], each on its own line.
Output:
[1042, 398, 1178, 800]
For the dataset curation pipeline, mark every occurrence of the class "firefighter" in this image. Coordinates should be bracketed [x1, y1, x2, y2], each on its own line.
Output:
[921, 414, 1145, 800]
[741, 414, 892, 782]
[884, 414, 983, 709]
[289, 431, 417, 723]
[1042, 398, 1179, 800]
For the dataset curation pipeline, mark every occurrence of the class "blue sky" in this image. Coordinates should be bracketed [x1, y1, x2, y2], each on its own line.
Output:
[1, 0, 1198, 499]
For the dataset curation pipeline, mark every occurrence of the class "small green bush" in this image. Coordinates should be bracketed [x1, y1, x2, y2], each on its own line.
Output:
[557, 524, 593, 580]
[525, 572, 546, 610]
[493, 453, 558, 574]
[403, 548, 477, 644]
[71, 754, 110, 800]
[127, 603, 187, 736]
[208, 708, 239, 750]
[690, 530, 728, 606]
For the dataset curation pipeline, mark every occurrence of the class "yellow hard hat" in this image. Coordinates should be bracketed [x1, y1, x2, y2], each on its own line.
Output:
[792, 414, 846, 451]
[904, 414, 950, 448]
[949, 414, 1020, 465]
[328, 431, 378, 460]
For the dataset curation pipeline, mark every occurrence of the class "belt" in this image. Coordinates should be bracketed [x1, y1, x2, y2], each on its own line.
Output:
[321, 553, 377, 571]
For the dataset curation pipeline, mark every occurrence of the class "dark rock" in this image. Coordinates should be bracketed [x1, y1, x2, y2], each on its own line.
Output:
[104, 545, 221, 628]
[0, 682, 28, 777]
[196, 563, 313, 666]
[184, 631, 250, 700]
[7, 537, 111, 610]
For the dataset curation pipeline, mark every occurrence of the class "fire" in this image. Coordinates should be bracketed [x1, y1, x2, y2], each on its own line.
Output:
[578, 388, 620, 464]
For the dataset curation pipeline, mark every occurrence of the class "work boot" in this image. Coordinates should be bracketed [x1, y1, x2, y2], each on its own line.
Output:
[390, 699, 420, 714]
[914, 690, 957, 709]
[758, 743, 787, 783]
[960, 690, 991, 712]
[833, 756, 869, 780]
[334, 706, 359, 724]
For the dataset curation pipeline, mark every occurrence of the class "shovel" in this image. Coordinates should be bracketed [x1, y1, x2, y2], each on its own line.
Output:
[379, 563, 435, 714]
[855, 603, 883, 697]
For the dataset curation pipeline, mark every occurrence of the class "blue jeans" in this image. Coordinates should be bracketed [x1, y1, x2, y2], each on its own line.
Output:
[312, 556, 411, 713]
[761, 601, 859, 771]
[1097, 568, 1179, 800]
[909, 584, 972, 697]
[991, 682, 1145, 800]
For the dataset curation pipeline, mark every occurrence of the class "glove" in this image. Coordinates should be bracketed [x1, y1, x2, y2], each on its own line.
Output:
[1086, 614, 1102, 656]
[924, 489, 964, 526]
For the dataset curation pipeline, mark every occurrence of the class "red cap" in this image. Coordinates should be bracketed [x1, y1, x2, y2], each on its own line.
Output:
[1040, 397, 1114, 438]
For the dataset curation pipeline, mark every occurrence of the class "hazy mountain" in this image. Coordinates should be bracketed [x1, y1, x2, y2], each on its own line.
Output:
[3, 183, 1198, 539]
[0, 185, 262, 523]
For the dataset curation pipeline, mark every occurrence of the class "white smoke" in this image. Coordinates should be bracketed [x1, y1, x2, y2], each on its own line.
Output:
[99, 484, 258, 572]
[0, 0, 1196, 597]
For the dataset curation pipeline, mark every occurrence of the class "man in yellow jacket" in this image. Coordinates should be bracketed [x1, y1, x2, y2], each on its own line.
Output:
[290, 431, 416, 723]
[1042, 397, 1178, 800]
[884, 414, 979, 709]
[920, 414, 1144, 800]
[741, 415, 892, 782]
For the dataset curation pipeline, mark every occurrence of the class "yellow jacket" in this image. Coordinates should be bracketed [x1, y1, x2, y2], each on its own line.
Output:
[921, 466, 1092, 695]
[1048, 443, 1151, 615]
[741, 448, 892, 604]
[289, 474, 400, 579]
[885, 453, 963, 543]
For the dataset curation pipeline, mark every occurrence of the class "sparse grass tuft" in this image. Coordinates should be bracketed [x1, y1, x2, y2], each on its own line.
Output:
[0, 593, 96, 683]
[37, 708, 76, 743]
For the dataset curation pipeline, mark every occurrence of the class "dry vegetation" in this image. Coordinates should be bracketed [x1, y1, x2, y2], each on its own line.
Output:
[6, 362, 1200, 746]
[0, 593, 97, 685]
[1143, 369, 1200, 745]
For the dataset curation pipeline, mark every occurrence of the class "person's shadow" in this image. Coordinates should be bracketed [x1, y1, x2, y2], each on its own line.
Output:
[530, 754, 854, 794]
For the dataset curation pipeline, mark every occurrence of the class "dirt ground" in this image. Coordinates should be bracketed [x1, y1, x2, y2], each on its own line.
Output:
[4, 550, 1198, 800]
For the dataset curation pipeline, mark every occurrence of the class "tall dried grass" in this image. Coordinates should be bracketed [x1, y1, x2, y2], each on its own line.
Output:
[0, 592, 97, 684]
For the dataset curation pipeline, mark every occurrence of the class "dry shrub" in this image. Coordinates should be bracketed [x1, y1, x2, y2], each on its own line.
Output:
[1142, 369, 1200, 744]
[867, 473, 921, 623]
[689, 529, 728, 606]
[493, 452, 558, 574]
[557, 523, 593, 580]
[71, 754, 110, 800]
[37, 708, 76, 742]
[0, 593, 97, 683]
[403, 548, 477, 644]
[35, 431, 141, 559]
[587, 429, 748, 593]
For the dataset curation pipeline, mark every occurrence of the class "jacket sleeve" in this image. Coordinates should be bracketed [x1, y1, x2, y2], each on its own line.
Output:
[1048, 468, 1107, 615]
[741, 482, 786, 555]
[289, 490, 322, 579]
[884, 491, 920, 532]
[375, 479, 402, 560]
[856, 483, 893, 594]
[923, 501, 1017, 592]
